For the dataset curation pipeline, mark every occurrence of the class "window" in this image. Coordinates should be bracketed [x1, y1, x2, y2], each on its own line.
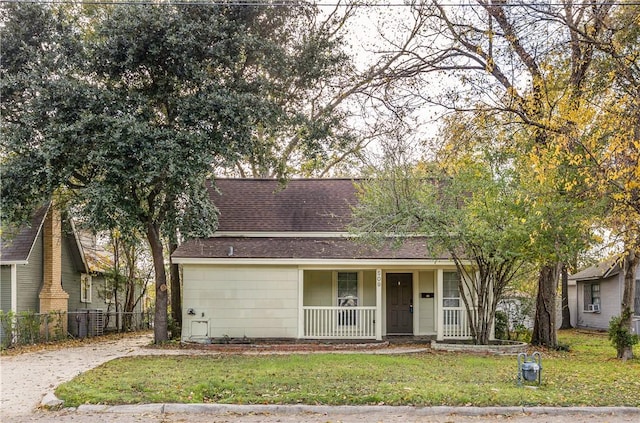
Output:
[80, 274, 92, 303]
[634, 280, 640, 317]
[337, 272, 358, 307]
[583, 283, 600, 312]
[104, 279, 115, 304]
[337, 272, 358, 326]
[443, 271, 460, 308]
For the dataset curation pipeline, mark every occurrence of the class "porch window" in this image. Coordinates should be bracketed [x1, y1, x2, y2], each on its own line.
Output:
[443, 271, 460, 308]
[80, 274, 92, 303]
[584, 283, 601, 312]
[337, 272, 358, 325]
[337, 272, 359, 306]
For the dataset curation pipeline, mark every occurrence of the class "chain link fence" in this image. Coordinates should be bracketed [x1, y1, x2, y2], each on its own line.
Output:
[0, 310, 152, 350]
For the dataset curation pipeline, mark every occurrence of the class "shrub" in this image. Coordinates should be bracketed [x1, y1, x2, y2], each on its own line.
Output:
[608, 311, 638, 358]
[494, 310, 509, 340]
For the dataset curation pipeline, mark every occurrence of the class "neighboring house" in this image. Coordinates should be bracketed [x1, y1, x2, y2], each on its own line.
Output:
[569, 257, 640, 334]
[173, 179, 480, 343]
[0, 203, 140, 340]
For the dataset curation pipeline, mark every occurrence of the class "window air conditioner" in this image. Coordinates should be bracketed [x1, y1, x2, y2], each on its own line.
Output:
[588, 303, 600, 312]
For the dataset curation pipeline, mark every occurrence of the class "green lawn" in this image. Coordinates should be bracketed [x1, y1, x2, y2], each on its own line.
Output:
[55, 331, 640, 408]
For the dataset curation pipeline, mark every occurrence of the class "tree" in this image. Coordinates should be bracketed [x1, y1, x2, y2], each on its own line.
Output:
[92, 230, 151, 332]
[1, 2, 352, 343]
[368, 0, 618, 347]
[567, 4, 640, 358]
[351, 128, 530, 344]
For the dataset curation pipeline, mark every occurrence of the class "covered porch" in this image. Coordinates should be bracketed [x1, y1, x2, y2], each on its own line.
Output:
[297, 267, 474, 341]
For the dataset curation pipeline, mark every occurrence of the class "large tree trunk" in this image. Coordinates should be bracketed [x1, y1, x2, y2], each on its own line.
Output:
[618, 250, 638, 360]
[170, 242, 182, 332]
[560, 263, 572, 329]
[531, 263, 559, 348]
[147, 222, 168, 344]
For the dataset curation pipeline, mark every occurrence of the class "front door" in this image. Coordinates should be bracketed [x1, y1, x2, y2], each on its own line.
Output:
[386, 273, 413, 334]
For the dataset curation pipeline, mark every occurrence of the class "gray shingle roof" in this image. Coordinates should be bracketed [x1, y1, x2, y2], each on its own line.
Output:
[173, 179, 446, 261]
[173, 236, 448, 260]
[211, 179, 357, 233]
[0, 204, 50, 263]
[569, 257, 620, 281]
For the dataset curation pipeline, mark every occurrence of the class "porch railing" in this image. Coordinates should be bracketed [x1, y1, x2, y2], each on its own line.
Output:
[442, 307, 471, 338]
[303, 306, 377, 339]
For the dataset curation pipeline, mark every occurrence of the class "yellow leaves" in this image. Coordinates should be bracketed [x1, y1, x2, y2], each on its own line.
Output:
[485, 57, 494, 74]
[564, 180, 577, 192]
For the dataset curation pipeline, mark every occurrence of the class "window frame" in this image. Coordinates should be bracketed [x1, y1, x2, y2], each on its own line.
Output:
[583, 282, 601, 312]
[336, 271, 359, 307]
[442, 271, 461, 308]
[634, 279, 640, 317]
[80, 273, 92, 303]
[104, 278, 115, 304]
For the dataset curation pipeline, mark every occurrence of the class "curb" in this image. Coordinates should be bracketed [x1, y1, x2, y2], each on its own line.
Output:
[72, 403, 640, 416]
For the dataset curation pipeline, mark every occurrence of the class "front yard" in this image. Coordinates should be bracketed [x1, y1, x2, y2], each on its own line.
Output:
[55, 331, 639, 408]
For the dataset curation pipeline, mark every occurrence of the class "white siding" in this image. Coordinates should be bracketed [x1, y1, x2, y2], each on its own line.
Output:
[182, 265, 299, 341]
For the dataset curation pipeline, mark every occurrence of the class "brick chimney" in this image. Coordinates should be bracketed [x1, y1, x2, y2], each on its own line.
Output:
[39, 206, 69, 323]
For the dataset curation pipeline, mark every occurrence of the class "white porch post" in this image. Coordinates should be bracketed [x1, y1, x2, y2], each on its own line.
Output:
[436, 268, 443, 341]
[11, 264, 18, 313]
[375, 269, 382, 341]
[297, 269, 304, 339]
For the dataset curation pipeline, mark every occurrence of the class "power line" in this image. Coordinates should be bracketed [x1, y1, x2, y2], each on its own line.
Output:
[0, 1, 638, 7]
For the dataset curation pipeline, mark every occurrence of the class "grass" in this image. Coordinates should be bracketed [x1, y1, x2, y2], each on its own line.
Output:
[55, 330, 640, 408]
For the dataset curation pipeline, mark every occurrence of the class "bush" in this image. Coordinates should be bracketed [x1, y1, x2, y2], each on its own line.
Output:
[494, 310, 509, 340]
[608, 311, 638, 358]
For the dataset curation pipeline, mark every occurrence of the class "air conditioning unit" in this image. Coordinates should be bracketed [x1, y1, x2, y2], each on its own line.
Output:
[588, 303, 601, 312]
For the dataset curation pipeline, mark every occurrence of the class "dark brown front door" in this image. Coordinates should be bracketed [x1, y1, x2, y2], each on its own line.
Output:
[386, 273, 413, 334]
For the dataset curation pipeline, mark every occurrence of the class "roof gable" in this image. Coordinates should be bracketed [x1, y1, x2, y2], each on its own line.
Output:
[569, 257, 620, 281]
[0, 204, 50, 264]
[211, 179, 358, 233]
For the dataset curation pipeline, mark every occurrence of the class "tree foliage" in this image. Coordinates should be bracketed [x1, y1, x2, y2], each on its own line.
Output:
[371, 0, 628, 348]
[351, 133, 530, 344]
[1, 1, 353, 343]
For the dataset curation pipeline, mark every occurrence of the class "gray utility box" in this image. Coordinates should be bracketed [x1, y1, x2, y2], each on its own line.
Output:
[69, 309, 104, 338]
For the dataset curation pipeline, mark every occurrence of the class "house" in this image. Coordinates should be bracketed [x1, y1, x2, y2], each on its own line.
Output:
[0, 203, 138, 342]
[568, 257, 640, 334]
[173, 179, 479, 343]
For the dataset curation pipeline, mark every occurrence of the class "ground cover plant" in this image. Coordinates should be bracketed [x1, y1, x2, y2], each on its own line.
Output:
[55, 331, 639, 407]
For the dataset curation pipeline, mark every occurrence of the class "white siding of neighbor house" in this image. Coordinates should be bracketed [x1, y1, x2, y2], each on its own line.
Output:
[182, 265, 299, 340]
[577, 274, 621, 331]
[418, 271, 436, 335]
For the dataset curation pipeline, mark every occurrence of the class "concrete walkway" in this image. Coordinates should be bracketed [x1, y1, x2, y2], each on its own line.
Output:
[1, 333, 639, 423]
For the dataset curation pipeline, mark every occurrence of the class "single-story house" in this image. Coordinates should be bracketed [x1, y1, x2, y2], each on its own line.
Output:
[0, 203, 142, 341]
[569, 257, 640, 334]
[173, 178, 482, 343]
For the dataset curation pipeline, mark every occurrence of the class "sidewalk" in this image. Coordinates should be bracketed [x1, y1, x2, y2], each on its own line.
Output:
[1, 333, 638, 423]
